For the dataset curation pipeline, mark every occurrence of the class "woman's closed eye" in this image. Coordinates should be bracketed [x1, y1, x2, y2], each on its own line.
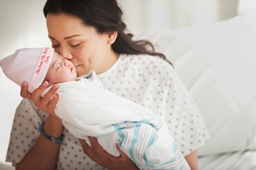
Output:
[52, 44, 60, 48]
[70, 42, 82, 48]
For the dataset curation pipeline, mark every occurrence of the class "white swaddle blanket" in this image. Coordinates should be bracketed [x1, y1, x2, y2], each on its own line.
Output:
[43, 72, 190, 170]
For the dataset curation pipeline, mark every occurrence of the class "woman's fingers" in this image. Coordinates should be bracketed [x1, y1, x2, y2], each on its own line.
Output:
[79, 137, 111, 165]
[88, 137, 107, 154]
[39, 84, 58, 106]
[115, 144, 126, 160]
[31, 81, 48, 105]
[31, 81, 59, 113]
[79, 137, 138, 170]
[79, 139, 98, 162]
[20, 82, 32, 98]
[48, 93, 59, 110]
[114, 144, 139, 170]
[89, 137, 114, 165]
[20, 81, 58, 116]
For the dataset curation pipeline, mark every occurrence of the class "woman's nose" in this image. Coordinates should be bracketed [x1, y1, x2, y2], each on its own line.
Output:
[59, 48, 72, 60]
[62, 58, 73, 68]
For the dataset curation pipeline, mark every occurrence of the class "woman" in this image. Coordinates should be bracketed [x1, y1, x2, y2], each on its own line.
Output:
[6, 0, 209, 169]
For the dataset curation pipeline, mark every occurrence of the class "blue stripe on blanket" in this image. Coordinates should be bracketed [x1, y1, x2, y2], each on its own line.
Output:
[113, 120, 157, 169]
[112, 119, 187, 170]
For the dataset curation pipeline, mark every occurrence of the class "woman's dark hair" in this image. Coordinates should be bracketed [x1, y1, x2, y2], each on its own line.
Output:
[43, 0, 171, 64]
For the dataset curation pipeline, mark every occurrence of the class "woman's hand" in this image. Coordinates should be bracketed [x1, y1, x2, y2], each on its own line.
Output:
[79, 137, 139, 170]
[21, 81, 59, 116]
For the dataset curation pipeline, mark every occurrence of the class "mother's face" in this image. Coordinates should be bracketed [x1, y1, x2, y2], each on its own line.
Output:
[46, 13, 118, 76]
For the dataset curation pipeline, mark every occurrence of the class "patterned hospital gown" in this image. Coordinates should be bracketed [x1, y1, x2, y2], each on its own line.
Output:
[6, 54, 209, 170]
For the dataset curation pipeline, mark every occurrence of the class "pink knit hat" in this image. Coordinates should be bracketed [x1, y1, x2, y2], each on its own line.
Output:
[0, 47, 54, 93]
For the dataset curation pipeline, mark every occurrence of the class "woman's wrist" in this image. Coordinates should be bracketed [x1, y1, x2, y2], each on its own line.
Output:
[39, 122, 64, 144]
[43, 116, 64, 138]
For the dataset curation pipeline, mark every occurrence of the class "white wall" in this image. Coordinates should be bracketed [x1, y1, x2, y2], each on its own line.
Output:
[0, 0, 239, 163]
[0, 0, 49, 162]
[118, 0, 238, 34]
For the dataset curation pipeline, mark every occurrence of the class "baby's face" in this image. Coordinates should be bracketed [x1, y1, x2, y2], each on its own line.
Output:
[45, 51, 77, 85]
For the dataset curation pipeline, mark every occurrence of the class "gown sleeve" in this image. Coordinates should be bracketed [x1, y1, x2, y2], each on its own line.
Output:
[161, 62, 210, 156]
[6, 98, 45, 164]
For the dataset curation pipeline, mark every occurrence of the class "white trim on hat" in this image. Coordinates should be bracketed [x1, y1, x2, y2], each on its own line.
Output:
[30, 47, 54, 92]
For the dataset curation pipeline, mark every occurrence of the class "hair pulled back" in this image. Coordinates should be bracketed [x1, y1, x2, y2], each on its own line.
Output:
[43, 0, 170, 63]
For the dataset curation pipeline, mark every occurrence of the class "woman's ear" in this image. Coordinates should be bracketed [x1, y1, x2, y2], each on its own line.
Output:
[106, 31, 118, 44]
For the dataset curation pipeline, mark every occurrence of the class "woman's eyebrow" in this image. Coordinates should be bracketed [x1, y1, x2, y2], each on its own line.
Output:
[48, 35, 55, 40]
[48, 35, 83, 40]
[64, 34, 83, 40]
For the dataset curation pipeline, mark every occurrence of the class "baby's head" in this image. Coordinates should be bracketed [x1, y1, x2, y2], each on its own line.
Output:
[44, 51, 77, 86]
[0, 47, 77, 93]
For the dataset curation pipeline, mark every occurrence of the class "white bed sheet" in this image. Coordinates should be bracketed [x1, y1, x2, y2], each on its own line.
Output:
[0, 161, 14, 170]
[199, 150, 256, 170]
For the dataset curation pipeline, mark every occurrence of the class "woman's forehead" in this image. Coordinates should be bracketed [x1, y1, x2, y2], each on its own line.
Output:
[47, 13, 84, 32]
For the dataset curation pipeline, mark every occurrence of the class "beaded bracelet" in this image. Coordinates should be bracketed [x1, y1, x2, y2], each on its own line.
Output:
[38, 122, 64, 144]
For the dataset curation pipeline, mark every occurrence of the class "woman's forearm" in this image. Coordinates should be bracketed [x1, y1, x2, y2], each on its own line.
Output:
[185, 150, 198, 170]
[15, 117, 63, 170]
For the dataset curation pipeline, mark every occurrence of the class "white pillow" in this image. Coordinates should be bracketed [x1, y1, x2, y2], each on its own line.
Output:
[139, 12, 256, 156]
